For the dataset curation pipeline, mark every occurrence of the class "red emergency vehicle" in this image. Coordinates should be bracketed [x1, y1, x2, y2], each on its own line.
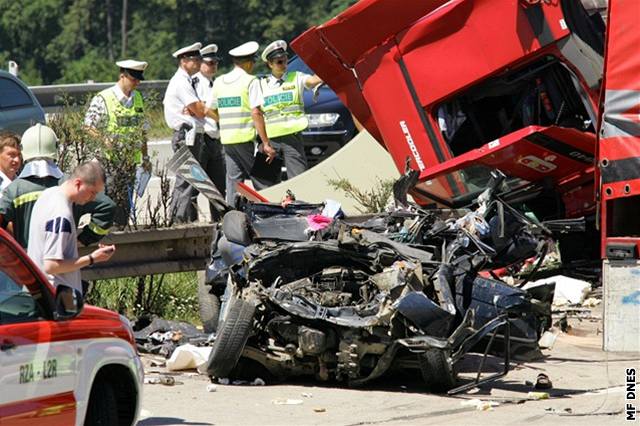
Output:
[0, 228, 143, 425]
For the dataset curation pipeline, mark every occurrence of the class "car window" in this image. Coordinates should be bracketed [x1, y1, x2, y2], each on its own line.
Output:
[0, 77, 34, 109]
[0, 235, 46, 323]
[0, 271, 42, 324]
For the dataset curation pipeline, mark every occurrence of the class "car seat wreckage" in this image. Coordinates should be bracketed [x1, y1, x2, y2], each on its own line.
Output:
[202, 170, 555, 394]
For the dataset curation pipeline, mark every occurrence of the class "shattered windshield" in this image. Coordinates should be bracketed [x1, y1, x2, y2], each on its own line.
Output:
[419, 165, 530, 206]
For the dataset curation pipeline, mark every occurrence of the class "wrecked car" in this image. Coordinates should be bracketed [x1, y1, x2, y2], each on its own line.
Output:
[203, 172, 555, 392]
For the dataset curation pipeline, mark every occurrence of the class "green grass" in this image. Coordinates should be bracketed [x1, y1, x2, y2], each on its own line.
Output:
[146, 106, 173, 140]
[86, 271, 201, 324]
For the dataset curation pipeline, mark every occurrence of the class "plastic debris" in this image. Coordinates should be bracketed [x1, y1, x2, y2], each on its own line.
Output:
[218, 378, 230, 385]
[166, 344, 212, 373]
[313, 408, 326, 413]
[581, 297, 601, 307]
[252, 378, 266, 386]
[272, 399, 304, 405]
[321, 199, 342, 218]
[206, 384, 217, 392]
[301, 392, 313, 398]
[538, 330, 558, 349]
[460, 399, 500, 411]
[527, 391, 550, 400]
[525, 275, 591, 305]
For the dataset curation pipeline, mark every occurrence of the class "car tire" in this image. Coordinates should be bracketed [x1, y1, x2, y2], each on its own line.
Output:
[197, 271, 220, 333]
[205, 295, 255, 378]
[84, 381, 118, 426]
[418, 349, 458, 392]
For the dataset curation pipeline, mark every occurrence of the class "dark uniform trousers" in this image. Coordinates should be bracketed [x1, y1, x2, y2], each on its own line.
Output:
[268, 132, 308, 181]
[170, 125, 227, 223]
[224, 142, 278, 205]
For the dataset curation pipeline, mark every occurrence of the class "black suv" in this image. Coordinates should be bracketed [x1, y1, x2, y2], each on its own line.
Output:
[287, 56, 356, 168]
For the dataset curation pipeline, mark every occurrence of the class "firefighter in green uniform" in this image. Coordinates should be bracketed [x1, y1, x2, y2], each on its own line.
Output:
[84, 59, 149, 225]
[0, 124, 116, 249]
[259, 40, 323, 180]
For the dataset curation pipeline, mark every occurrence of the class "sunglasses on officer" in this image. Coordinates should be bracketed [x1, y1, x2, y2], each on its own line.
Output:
[271, 57, 288, 66]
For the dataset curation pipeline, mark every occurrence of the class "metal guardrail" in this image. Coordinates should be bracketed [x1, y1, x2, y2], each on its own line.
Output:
[79, 223, 214, 281]
[30, 80, 168, 113]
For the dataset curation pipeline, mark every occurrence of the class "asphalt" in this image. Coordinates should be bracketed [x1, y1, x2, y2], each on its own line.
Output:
[137, 305, 640, 425]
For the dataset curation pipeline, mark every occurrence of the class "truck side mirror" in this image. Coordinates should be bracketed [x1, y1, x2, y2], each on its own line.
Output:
[54, 285, 84, 320]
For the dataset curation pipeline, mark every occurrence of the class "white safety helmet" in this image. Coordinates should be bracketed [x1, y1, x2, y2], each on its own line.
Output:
[21, 123, 58, 162]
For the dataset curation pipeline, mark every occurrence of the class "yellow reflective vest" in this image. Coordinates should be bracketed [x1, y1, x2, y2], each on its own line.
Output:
[99, 87, 145, 163]
[213, 71, 256, 144]
[260, 72, 308, 138]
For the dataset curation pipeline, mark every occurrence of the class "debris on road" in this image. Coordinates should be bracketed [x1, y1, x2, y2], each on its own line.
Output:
[134, 317, 210, 358]
[538, 331, 559, 350]
[166, 344, 212, 373]
[144, 375, 176, 386]
[526, 275, 591, 306]
[460, 399, 501, 411]
[272, 399, 304, 405]
[527, 391, 550, 400]
[534, 373, 553, 390]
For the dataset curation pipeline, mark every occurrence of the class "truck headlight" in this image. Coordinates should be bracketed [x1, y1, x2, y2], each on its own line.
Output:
[307, 113, 339, 128]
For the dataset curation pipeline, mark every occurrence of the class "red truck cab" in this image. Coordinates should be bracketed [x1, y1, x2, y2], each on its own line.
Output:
[292, 0, 610, 261]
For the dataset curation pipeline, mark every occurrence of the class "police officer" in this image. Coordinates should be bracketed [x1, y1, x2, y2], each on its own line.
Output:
[192, 43, 226, 218]
[210, 41, 277, 205]
[84, 59, 149, 225]
[84, 59, 150, 165]
[0, 124, 116, 249]
[260, 40, 323, 180]
[164, 42, 220, 223]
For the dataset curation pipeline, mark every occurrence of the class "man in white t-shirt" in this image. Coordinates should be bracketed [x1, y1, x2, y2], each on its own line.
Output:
[28, 161, 116, 294]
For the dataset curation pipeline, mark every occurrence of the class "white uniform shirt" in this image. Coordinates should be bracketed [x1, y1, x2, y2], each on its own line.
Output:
[163, 67, 206, 131]
[209, 66, 264, 110]
[0, 170, 12, 192]
[194, 71, 220, 138]
[28, 186, 81, 292]
[84, 84, 135, 129]
[262, 71, 313, 100]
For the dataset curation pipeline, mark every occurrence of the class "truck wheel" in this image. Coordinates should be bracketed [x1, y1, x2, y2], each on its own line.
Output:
[197, 271, 220, 333]
[418, 349, 458, 392]
[84, 381, 118, 426]
[205, 295, 255, 378]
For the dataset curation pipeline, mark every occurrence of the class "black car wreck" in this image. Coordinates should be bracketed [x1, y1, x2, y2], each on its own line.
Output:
[201, 171, 555, 393]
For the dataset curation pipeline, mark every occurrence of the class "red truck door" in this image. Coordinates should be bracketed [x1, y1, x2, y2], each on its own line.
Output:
[597, 0, 640, 259]
[598, 0, 640, 353]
